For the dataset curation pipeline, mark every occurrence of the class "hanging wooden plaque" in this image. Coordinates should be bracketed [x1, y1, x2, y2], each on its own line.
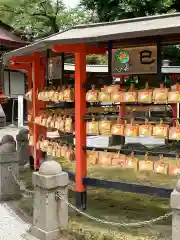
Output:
[112, 45, 157, 75]
[48, 56, 62, 80]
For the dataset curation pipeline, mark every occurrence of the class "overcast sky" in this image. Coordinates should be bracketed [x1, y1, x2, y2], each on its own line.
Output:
[63, 0, 79, 8]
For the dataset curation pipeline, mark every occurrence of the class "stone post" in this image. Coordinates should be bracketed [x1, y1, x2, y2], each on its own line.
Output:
[1, 134, 16, 147]
[0, 136, 20, 200]
[30, 160, 69, 240]
[16, 128, 29, 166]
[171, 180, 180, 240]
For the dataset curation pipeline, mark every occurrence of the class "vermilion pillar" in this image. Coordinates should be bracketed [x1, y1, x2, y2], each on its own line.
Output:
[172, 104, 177, 119]
[119, 77, 125, 145]
[9, 56, 45, 170]
[120, 79, 125, 121]
[26, 69, 35, 169]
[52, 43, 106, 209]
[39, 58, 46, 147]
[32, 52, 41, 170]
[26, 68, 32, 125]
[75, 45, 87, 209]
[30, 57, 46, 169]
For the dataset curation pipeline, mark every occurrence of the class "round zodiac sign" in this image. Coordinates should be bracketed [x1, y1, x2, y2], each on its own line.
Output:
[116, 49, 130, 64]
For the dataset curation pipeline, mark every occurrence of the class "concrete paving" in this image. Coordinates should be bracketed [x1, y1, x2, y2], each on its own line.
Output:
[0, 203, 30, 240]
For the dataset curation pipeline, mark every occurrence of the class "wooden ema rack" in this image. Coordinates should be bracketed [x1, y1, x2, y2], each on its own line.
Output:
[8, 43, 180, 210]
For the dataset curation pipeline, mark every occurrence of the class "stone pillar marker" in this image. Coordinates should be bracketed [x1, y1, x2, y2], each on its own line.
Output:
[0, 135, 20, 200]
[1, 134, 16, 147]
[30, 160, 69, 240]
[16, 128, 29, 166]
[171, 180, 180, 240]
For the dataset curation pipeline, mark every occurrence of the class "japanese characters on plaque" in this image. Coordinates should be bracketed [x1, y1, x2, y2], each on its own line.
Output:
[112, 45, 157, 75]
[48, 56, 62, 80]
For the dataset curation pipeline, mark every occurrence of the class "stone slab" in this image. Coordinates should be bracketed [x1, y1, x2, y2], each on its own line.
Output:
[22, 233, 39, 240]
[30, 226, 60, 240]
[0, 203, 30, 240]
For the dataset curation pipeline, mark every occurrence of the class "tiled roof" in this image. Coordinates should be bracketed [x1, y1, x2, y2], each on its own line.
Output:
[3, 13, 180, 62]
[0, 27, 24, 43]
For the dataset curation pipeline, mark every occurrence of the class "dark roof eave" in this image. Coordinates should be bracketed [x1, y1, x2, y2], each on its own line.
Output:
[46, 26, 180, 45]
[3, 13, 180, 63]
[4, 28, 180, 63]
[3, 41, 49, 64]
[0, 39, 29, 47]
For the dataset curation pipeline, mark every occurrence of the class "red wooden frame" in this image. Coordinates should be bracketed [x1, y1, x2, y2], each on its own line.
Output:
[7, 41, 179, 208]
[52, 43, 106, 198]
[74, 45, 87, 193]
[8, 54, 46, 170]
[53, 44, 107, 55]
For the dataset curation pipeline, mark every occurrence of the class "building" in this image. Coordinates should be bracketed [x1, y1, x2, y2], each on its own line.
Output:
[0, 21, 28, 124]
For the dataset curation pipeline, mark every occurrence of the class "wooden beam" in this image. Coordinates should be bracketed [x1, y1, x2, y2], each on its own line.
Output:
[75, 45, 87, 209]
[10, 56, 33, 63]
[53, 44, 82, 53]
[86, 45, 107, 55]
[32, 52, 41, 170]
[53, 44, 106, 54]
[108, 40, 112, 82]
[157, 40, 162, 83]
[8, 63, 31, 71]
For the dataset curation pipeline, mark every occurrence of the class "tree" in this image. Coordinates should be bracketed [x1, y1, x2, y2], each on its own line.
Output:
[0, 0, 96, 38]
[0, 0, 66, 37]
[80, 0, 175, 22]
[172, 0, 180, 12]
[80, 0, 180, 66]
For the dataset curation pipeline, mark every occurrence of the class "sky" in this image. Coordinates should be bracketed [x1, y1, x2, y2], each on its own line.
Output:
[63, 0, 80, 8]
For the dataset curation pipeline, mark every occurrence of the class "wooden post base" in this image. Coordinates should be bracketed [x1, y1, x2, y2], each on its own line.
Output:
[76, 190, 87, 210]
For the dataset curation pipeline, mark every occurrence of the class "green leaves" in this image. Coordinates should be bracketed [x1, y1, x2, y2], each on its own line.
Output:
[79, 0, 180, 65]
[80, 0, 175, 22]
[0, 0, 95, 38]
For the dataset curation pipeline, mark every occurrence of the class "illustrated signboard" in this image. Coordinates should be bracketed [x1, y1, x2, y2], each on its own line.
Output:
[48, 56, 62, 79]
[112, 45, 157, 75]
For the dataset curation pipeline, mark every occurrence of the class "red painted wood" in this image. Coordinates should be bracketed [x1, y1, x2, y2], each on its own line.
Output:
[172, 104, 177, 119]
[32, 52, 41, 169]
[8, 63, 31, 71]
[120, 78, 125, 123]
[53, 44, 106, 55]
[10, 56, 33, 63]
[53, 44, 82, 53]
[86, 45, 107, 55]
[0, 39, 26, 47]
[75, 45, 87, 192]
[40, 60, 46, 131]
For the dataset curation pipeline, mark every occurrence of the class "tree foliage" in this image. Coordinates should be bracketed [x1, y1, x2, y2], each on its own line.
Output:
[0, 0, 96, 38]
[80, 0, 180, 65]
[80, 0, 176, 22]
[1, 0, 180, 65]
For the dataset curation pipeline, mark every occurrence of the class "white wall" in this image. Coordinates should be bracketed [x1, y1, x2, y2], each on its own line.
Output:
[4, 70, 25, 97]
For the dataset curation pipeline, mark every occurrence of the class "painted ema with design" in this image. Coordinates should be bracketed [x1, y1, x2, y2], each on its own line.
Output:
[112, 45, 157, 75]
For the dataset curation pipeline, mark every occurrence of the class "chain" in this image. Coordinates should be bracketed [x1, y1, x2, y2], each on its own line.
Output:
[16, 143, 25, 154]
[8, 143, 34, 196]
[55, 192, 172, 227]
[8, 167, 34, 196]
